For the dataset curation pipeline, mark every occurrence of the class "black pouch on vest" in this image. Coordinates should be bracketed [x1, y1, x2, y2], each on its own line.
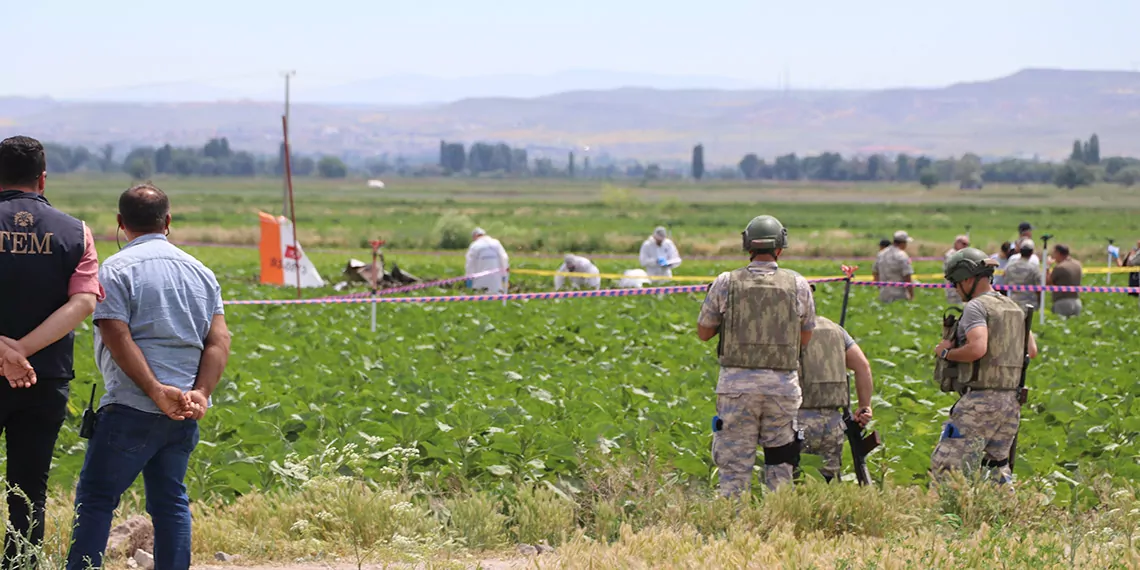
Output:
[79, 384, 97, 439]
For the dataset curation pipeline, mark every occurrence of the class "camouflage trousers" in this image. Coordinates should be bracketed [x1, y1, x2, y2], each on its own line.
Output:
[713, 392, 801, 496]
[930, 390, 1020, 483]
[798, 408, 845, 480]
[1053, 298, 1082, 317]
[878, 287, 910, 303]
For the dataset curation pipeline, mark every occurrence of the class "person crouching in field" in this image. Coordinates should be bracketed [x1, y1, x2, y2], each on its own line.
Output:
[554, 253, 601, 290]
[67, 184, 231, 570]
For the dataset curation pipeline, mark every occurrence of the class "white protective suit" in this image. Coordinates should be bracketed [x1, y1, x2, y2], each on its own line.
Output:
[618, 269, 651, 288]
[639, 237, 682, 279]
[554, 254, 601, 291]
[465, 235, 510, 293]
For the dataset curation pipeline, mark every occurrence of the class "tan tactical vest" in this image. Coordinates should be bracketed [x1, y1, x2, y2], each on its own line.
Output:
[961, 294, 1026, 391]
[798, 316, 849, 408]
[718, 268, 800, 370]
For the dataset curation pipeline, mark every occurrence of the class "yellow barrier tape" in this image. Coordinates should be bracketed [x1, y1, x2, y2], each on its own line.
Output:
[514, 265, 1140, 283]
[512, 269, 715, 282]
[908, 266, 1139, 280]
[516, 269, 851, 282]
[1083, 266, 1140, 274]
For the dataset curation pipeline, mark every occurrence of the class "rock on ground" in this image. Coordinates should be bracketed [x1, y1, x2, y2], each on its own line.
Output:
[107, 516, 154, 560]
[133, 549, 155, 570]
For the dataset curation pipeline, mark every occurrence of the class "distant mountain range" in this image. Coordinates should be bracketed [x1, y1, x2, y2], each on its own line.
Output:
[3, 68, 1140, 163]
[62, 70, 768, 105]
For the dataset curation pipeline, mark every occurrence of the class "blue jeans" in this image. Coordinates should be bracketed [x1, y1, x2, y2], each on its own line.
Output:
[66, 405, 198, 570]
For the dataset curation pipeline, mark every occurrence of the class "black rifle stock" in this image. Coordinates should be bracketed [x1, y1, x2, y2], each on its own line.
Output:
[838, 276, 880, 486]
[1008, 304, 1034, 472]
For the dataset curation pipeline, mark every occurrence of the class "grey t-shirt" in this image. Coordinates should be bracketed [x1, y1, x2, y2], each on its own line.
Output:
[839, 327, 856, 351]
[956, 293, 997, 345]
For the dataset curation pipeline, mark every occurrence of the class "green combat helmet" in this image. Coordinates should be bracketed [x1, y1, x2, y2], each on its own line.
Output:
[742, 215, 789, 251]
[944, 247, 999, 301]
[944, 247, 998, 284]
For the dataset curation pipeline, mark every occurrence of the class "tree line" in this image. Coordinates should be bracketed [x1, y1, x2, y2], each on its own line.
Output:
[42, 139, 351, 180]
[707, 133, 1140, 189]
[34, 133, 1140, 189]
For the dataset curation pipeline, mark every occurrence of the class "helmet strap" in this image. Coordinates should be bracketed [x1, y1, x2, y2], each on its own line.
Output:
[963, 277, 981, 301]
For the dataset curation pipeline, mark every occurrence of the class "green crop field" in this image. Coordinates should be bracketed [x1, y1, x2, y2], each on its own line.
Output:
[44, 246, 1138, 503]
[46, 174, 1140, 259]
[6, 175, 1140, 568]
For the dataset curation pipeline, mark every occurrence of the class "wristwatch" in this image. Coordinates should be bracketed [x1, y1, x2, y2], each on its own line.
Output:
[940, 348, 951, 360]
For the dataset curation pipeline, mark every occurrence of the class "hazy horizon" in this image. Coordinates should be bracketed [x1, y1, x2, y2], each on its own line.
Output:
[8, 0, 1136, 104]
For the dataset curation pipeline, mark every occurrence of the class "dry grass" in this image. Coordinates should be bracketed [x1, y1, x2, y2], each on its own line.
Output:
[551, 524, 1140, 569]
[5, 471, 1139, 569]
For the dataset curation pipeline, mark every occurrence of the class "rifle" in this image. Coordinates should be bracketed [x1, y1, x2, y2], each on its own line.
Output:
[838, 273, 881, 486]
[1007, 304, 1034, 472]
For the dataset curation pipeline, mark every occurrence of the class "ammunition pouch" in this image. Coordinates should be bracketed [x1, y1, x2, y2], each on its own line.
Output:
[935, 307, 963, 393]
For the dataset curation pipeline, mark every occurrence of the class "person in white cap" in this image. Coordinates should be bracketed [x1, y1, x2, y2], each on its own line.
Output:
[1003, 238, 1042, 309]
[1006, 222, 1039, 266]
[465, 227, 509, 294]
[554, 253, 601, 291]
[871, 230, 915, 303]
[639, 226, 682, 280]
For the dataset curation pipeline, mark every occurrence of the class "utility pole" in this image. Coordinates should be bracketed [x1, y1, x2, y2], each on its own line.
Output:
[281, 70, 296, 218]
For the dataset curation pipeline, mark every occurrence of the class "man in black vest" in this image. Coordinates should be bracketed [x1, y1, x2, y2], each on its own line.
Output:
[0, 135, 102, 567]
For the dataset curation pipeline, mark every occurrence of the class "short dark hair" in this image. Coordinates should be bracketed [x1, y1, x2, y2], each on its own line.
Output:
[1020, 246, 1033, 257]
[119, 183, 170, 233]
[1055, 244, 1070, 256]
[1000, 241, 1012, 255]
[0, 136, 46, 188]
[750, 248, 777, 258]
[879, 239, 891, 248]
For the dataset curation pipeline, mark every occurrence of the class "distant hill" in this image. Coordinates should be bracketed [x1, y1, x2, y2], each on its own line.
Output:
[3, 68, 1140, 163]
[301, 70, 766, 105]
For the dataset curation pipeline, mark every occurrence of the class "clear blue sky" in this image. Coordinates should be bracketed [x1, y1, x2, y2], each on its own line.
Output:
[7, 0, 1136, 98]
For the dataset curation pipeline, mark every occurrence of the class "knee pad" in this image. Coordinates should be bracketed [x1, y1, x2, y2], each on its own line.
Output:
[764, 438, 802, 468]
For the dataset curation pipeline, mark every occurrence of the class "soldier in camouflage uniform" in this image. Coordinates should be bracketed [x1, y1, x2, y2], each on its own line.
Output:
[932, 248, 1038, 483]
[1002, 239, 1042, 309]
[698, 215, 816, 496]
[872, 231, 915, 303]
[797, 304, 874, 482]
[943, 235, 970, 304]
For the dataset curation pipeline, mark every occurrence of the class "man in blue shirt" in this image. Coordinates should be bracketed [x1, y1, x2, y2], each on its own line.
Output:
[67, 184, 231, 570]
